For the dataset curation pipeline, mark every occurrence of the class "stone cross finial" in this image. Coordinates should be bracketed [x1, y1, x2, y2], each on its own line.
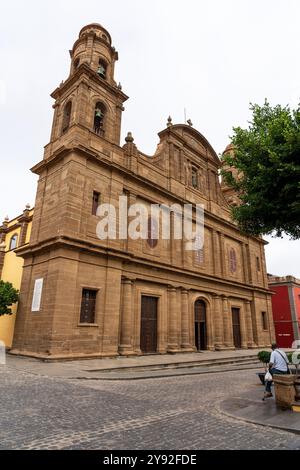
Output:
[187, 119, 193, 127]
[167, 116, 173, 127]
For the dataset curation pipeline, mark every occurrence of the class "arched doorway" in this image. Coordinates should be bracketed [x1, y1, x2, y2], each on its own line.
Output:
[194, 299, 207, 351]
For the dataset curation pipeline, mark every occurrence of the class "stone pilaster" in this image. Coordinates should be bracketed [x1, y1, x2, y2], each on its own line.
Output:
[18, 205, 31, 247]
[127, 192, 137, 253]
[181, 288, 193, 350]
[242, 243, 249, 284]
[119, 278, 135, 355]
[167, 286, 180, 352]
[245, 300, 255, 347]
[0, 220, 8, 278]
[219, 233, 225, 277]
[266, 295, 276, 344]
[212, 231, 221, 277]
[0, 242, 6, 278]
[259, 243, 266, 288]
[239, 307, 248, 349]
[206, 302, 215, 351]
[222, 295, 234, 348]
[213, 295, 223, 350]
[246, 244, 253, 284]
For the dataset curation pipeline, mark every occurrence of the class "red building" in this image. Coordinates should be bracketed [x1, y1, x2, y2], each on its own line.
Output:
[268, 275, 300, 348]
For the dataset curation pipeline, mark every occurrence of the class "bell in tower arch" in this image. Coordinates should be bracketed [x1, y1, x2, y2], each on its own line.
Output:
[97, 60, 107, 79]
[94, 102, 106, 135]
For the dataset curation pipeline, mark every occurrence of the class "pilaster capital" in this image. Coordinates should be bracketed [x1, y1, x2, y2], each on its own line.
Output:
[181, 287, 189, 294]
[168, 285, 177, 292]
[121, 276, 134, 285]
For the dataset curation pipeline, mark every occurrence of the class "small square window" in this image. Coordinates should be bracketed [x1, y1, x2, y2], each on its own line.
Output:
[92, 191, 100, 215]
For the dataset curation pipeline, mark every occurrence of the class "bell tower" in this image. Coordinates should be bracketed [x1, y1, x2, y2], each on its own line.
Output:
[11, 24, 129, 358]
[49, 23, 128, 146]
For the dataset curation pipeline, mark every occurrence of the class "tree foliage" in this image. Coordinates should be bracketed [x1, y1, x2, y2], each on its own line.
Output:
[221, 101, 300, 238]
[257, 350, 271, 365]
[0, 280, 19, 316]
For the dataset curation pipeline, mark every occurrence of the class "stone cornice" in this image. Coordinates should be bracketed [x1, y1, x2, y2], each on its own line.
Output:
[51, 63, 128, 102]
[71, 31, 115, 57]
[15, 234, 272, 296]
[18, 213, 32, 224]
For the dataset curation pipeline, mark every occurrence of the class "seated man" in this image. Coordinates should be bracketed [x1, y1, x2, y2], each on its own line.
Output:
[264, 342, 289, 399]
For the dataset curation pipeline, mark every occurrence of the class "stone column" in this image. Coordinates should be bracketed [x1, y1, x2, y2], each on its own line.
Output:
[213, 295, 223, 350]
[119, 278, 135, 355]
[239, 307, 248, 349]
[181, 289, 192, 350]
[167, 286, 180, 352]
[245, 300, 255, 347]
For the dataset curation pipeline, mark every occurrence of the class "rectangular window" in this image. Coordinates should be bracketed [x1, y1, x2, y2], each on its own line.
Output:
[92, 191, 100, 215]
[256, 256, 261, 271]
[195, 248, 204, 264]
[80, 289, 97, 324]
[191, 167, 198, 189]
[262, 311, 268, 330]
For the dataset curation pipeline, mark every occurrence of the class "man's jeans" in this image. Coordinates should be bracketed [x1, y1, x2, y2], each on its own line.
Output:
[265, 368, 287, 393]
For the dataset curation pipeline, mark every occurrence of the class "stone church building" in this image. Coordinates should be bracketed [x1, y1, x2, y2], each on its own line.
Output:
[11, 24, 275, 359]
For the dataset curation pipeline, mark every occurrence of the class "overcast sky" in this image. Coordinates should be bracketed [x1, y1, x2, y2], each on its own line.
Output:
[0, 0, 299, 276]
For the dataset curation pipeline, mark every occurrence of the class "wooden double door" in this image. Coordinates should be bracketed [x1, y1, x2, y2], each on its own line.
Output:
[232, 307, 242, 348]
[140, 296, 158, 353]
[194, 300, 207, 351]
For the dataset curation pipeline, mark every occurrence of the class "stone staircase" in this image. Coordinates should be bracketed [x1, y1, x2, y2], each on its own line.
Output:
[85, 353, 261, 379]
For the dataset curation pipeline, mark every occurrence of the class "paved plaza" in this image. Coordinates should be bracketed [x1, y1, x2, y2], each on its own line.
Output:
[1, 356, 300, 450]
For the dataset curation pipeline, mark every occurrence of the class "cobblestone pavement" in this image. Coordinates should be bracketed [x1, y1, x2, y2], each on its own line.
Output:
[1, 365, 300, 450]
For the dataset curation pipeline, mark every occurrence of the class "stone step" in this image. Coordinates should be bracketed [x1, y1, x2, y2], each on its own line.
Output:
[87, 355, 260, 374]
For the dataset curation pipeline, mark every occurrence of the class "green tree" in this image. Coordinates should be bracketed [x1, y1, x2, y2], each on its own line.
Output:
[221, 101, 300, 238]
[0, 280, 19, 316]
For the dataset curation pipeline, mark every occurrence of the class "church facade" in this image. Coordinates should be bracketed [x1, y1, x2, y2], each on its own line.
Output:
[11, 24, 275, 359]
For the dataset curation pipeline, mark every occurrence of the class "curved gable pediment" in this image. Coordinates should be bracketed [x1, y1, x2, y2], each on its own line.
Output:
[158, 124, 221, 167]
